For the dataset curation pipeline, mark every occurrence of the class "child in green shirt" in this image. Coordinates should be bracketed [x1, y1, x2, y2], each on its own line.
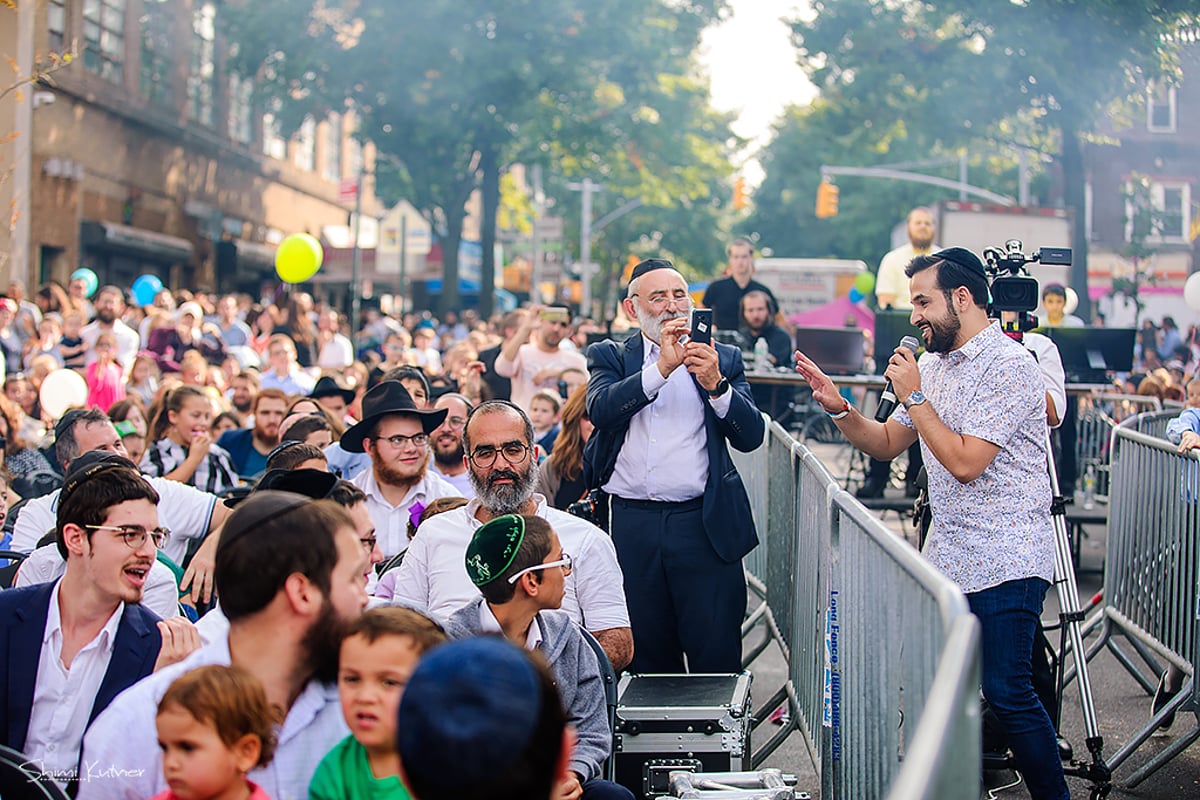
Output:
[309, 607, 449, 800]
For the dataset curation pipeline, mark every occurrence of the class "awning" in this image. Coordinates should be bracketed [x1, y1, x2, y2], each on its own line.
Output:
[233, 239, 277, 271]
[81, 220, 194, 263]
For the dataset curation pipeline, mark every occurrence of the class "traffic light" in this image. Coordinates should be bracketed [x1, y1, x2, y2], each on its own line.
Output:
[815, 181, 839, 218]
[733, 176, 748, 211]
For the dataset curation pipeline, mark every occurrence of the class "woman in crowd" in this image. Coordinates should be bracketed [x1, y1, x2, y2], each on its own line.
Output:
[0, 396, 55, 492]
[142, 384, 239, 494]
[284, 294, 320, 368]
[108, 397, 150, 437]
[535, 385, 593, 510]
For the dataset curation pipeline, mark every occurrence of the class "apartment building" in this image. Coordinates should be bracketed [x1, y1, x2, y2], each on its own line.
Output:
[5, 0, 383, 297]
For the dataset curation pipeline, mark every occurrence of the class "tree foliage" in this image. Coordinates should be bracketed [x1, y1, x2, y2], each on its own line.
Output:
[223, 0, 739, 315]
[757, 0, 1196, 317]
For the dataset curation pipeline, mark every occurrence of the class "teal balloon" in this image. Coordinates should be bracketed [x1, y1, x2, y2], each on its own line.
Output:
[848, 287, 865, 303]
[71, 268, 98, 298]
[132, 274, 164, 307]
[854, 272, 876, 294]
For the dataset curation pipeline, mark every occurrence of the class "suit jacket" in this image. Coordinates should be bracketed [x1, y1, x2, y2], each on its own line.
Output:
[0, 581, 162, 755]
[583, 334, 765, 563]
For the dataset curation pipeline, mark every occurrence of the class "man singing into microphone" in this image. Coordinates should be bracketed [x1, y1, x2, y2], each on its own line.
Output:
[795, 247, 1068, 800]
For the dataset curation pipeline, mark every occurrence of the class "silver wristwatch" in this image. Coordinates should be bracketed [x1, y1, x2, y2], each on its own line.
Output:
[902, 390, 927, 410]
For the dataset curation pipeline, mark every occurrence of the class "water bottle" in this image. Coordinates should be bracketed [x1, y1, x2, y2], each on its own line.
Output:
[1083, 463, 1097, 510]
[753, 337, 769, 371]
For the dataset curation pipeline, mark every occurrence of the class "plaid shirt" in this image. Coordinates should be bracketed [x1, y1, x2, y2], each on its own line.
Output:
[141, 437, 239, 496]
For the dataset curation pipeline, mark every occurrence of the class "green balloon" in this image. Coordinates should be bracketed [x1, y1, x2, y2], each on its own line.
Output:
[854, 272, 876, 294]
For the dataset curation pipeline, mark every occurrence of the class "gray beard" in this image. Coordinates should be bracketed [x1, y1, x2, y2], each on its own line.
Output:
[635, 306, 688, 344]
[469, 460, 540, 516]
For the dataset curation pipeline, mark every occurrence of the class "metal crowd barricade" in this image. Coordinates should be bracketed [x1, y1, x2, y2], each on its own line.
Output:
[1074, 392, 1161, 499]
[1085, 414, 1200, 786]
[733, 421, 980, 799]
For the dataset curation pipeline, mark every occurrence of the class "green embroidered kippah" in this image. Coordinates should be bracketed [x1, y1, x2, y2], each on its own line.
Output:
[465, 514, 526, 586]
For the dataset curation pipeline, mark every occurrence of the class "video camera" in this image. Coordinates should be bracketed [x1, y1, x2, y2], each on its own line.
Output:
[982, 239, 1072, 335]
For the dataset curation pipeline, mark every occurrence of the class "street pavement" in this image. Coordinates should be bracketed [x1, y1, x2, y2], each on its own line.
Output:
[744, 440, 1199, 800]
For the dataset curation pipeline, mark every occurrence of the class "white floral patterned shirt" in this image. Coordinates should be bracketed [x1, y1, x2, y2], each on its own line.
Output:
[895, 321, 1055, 593]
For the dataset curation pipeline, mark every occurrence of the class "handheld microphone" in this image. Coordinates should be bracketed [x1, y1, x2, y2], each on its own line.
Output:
[874, 335, 921, 421]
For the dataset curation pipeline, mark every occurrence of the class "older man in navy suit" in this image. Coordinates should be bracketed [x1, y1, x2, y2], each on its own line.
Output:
[585, 259, 764, 673]
[0, 453, 168, 788]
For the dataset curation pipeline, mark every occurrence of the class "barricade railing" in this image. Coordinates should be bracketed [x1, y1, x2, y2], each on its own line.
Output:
[732, 419, 979, 799]
[1085, 415, 1200, 785]
[1075, 392, 1161, 499]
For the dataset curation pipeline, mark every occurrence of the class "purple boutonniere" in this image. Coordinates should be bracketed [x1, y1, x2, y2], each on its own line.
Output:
[409, 501, 427, 530]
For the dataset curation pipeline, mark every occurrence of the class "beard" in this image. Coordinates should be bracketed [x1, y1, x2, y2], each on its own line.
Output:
[299, 596, 351, 685]
[96, 308, 117, 325]
[469, 459, 540, 516]
[373, 449, 429, 487]
[923, 304, 961, 354]
[433, 436, 465, 468]
[634, 304, 688, 345]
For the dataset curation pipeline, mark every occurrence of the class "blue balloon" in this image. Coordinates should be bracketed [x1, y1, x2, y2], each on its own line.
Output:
[848, 287, 865, 303]
[132, 274, 164, 307]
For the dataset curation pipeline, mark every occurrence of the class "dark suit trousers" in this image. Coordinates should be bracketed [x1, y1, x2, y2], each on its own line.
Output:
[610, 496, 745, 673]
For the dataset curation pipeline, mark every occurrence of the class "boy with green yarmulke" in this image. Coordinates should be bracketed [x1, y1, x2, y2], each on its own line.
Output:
[445, 514, 634, 800]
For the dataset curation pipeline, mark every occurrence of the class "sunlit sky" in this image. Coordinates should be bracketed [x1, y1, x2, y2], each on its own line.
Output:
[699, 0, 817, 186]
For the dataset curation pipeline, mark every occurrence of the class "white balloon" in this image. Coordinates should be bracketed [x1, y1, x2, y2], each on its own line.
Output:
[1064, 287, 1079, 315]
[39, 369, 89, 420]
[1185, 271, 1200, 312]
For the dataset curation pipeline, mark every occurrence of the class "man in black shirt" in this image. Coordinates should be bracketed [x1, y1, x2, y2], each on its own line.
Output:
[702, 238, 778, 331]
[740, 290, 793, 419]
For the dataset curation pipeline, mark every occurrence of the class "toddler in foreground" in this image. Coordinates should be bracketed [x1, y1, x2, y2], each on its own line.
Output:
[153, 665, 279, 800]
[308, 607, 449, 799]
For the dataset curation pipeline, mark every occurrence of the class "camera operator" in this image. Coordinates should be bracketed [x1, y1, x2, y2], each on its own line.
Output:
[794, 247, 1068, 800]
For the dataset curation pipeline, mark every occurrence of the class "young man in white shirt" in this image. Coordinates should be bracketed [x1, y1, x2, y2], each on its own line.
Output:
[0, 455, 187, 787]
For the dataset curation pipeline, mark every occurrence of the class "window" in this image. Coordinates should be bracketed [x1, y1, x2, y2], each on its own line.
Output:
[346, 136, 363, 182]
[227, 74, 254, 145]
[294, 116, 316, 171]
[140, 0, 174, 107]
[262, 101, 287, 160]
[83, 0, 125, 83]
[48, 0, 67, 53]
[1124, 180, 1192, 244]
[323, 114, 342, 182]
[187, 2, 216, 126]
[1147, 83, 1177, 133]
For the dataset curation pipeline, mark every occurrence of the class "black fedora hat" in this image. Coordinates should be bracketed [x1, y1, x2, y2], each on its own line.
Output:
[310, 375, 356, 405]
[340, 380, 448, 453]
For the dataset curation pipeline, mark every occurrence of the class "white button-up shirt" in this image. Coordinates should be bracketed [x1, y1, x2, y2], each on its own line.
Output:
[351, 466, 463, 557]
[78, 635, 347, 800]
[25, 580, 124, 783]
[604, 335, 731, 502]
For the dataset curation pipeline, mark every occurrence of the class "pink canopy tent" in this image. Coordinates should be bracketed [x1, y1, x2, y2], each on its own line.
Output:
[788, 296, 875, 329]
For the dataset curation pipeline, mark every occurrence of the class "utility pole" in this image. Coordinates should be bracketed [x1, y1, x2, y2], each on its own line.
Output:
[567, 178, 602, 316]
[350, 164, 364, 330]
[530, 165, 544, 303]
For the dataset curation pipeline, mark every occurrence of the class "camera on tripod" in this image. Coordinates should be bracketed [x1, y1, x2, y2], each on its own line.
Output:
[982, 239, 1072, 334]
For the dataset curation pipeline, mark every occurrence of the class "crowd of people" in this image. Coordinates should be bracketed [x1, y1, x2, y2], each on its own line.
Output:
[0, 233, 1196, 800]
[0, 254, 773, 800]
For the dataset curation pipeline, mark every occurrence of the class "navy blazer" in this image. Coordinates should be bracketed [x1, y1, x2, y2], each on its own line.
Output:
[583, 334, 765, 563]
[0, 581, 162, 755]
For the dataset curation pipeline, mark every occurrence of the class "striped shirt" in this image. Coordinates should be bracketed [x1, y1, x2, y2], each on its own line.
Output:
[141, 437, 240, 495]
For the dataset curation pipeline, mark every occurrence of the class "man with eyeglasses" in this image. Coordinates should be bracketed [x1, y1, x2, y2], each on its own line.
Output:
[343, 381, 462, 558]
[392, 400, 632, 671]
[444, 514, 635, 800]
[585, 259, 764, 674]
[11, 408, 232, 606]
[0, 453, 195, 789]
[495, 304, 588, 413]
[429, 392, 475, 497]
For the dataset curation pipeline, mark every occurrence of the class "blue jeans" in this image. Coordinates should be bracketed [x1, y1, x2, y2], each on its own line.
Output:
[968, 577, 1070, 800]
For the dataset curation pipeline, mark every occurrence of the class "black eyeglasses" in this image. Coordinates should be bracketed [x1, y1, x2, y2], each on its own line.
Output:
[374, 432, 429, 449]
[360, 535, 378, 553]
[468, 442, 530, 468]
[84, 524, 171, 549]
